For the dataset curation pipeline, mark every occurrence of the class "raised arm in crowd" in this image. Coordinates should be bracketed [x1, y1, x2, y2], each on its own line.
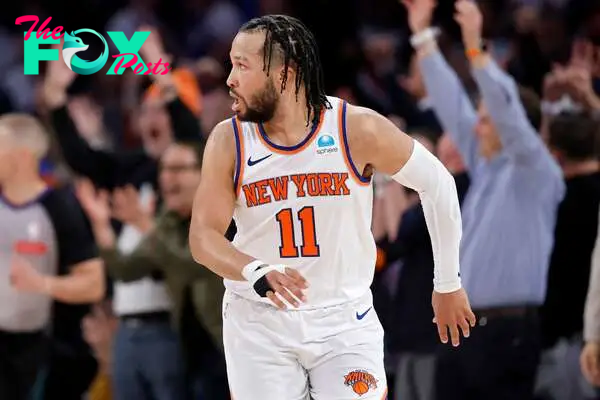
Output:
[41, 29, 203, 191]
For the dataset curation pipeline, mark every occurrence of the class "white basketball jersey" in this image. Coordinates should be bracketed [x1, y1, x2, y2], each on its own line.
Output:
[225, 97, 377, 309]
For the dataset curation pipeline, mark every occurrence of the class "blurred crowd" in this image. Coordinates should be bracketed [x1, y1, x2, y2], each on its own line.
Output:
[1, 0, 600, 399]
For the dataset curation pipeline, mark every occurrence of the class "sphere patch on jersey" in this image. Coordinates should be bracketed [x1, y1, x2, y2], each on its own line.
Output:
[317, 134, 335, 148]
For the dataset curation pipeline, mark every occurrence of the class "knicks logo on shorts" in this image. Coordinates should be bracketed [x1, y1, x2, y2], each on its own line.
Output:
[343, 369, 377, 396]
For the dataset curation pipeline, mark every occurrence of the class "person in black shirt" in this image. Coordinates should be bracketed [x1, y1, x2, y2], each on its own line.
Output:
[537, 112, 600, 400]
[0, 113, 104, 400]
[42, 59, 203, 192]
[376, 133, 469, 400]
[40, 32, 205, 400]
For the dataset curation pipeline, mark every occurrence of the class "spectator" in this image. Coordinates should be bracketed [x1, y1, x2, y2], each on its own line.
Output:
[582, 206, 600, 397]
[77, 140, 229, 399]
[378, 133, 469, 400]
[538, 42, 600, 399]
[404, 0, 565, 398]
[42, 34, 202, 191]
[0, 113, 104, 400]
[41, 29, 204, 400]
[82, 301, 118, 400]
[536, 111, 600, 400]
[396, 54, 443, 133]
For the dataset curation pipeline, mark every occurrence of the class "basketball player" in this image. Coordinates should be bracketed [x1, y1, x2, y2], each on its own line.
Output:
[189, 15, 475, 399]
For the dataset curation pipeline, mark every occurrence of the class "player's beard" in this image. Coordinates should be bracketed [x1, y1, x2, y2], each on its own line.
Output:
[238, 78, 279, 123]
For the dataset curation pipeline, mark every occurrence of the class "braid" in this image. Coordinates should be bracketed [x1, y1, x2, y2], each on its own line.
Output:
[240, 15, 331, 127]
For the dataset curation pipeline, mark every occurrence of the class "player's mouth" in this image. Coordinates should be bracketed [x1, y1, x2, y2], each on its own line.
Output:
[230, 91, 242, 112]
[231, 98, 241, 112]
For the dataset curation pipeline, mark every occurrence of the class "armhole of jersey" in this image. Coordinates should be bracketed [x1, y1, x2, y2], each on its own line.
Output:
[337, 100, 371, 186]
[232, 117, 245, 197]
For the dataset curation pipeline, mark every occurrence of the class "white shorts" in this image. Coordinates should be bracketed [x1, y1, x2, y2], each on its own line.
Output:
[222, 290, 388, 400]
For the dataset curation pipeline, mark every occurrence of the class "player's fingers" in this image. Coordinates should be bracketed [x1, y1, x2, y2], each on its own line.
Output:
[270, 278, 300, 308]
[269, 273, 305, 303]
[284, 268, 309, 288]
[582, 353, 595, 383]
[458, 318, 471, 339]
[266, 291, 286, 309]
[466, 309, 477, 327]
[449, 323, 461, 347]
[275, 285, 301, 308]
[436, 322, 448, 344]
[591, 355, 600, 377]
[277, 275, 306, 302]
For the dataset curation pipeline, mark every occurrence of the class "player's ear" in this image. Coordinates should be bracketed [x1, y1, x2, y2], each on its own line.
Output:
[278, 63, 297, 87]
[276, 64, 287, 84]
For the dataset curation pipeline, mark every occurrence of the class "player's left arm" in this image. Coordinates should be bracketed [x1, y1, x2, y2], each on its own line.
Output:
[346, 104, 476, 345]
[346, 104, 460, 291]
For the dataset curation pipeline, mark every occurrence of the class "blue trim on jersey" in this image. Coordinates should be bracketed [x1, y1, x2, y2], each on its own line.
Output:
[0, 186, 52, 209]
[341, 101, 371, 183]
[232, 117, 242, 192]
[257, 117, 319, 152]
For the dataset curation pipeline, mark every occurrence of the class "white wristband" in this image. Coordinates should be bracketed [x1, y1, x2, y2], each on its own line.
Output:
[241, 260, 285, 285]
[242, 260, 267, 281]
[409, 27, 440, 48]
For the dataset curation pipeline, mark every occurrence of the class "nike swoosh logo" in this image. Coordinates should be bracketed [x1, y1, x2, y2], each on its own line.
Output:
[356, 307, 372, 320]
[247, 154, 272, 167]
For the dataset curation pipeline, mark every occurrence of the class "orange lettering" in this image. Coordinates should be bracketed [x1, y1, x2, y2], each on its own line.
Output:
[318, 173, 334, 196]
[275, 208, 299, 257]
[242, 183, 258, 207]
[306, 173, 320, 196]
[290, 174, 307, 197]
[332, 173, 350, 195]
[275, 207, 320, 258]
[267, 176, 289, 201]
[255, 179, 271, 205]
[298, 206, 319, 256]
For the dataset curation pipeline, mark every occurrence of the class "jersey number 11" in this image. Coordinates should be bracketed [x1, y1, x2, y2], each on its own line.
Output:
[275, 206, 320, 258]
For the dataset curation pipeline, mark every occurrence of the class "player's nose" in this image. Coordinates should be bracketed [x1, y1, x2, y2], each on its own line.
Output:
[226, 70, 238, 88]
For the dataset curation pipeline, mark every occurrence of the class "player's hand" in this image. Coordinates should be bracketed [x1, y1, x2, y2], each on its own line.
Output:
[264, 267, 308, 309]
[581, 341, 600, 386]
[432, 288, 476, 346]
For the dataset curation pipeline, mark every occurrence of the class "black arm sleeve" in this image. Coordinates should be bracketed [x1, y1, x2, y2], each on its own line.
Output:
[39, 185, 99, 274]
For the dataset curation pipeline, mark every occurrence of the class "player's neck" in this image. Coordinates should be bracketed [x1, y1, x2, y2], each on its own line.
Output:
[262, 97, 312, 139]
[1, 174, 48, 205]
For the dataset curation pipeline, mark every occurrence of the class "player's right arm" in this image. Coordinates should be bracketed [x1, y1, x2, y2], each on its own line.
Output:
[189, 119, 307, 308]
[189, 120, 252, 279]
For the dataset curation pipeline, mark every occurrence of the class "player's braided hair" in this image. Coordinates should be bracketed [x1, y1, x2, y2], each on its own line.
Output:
[239, 15, 331, 127]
